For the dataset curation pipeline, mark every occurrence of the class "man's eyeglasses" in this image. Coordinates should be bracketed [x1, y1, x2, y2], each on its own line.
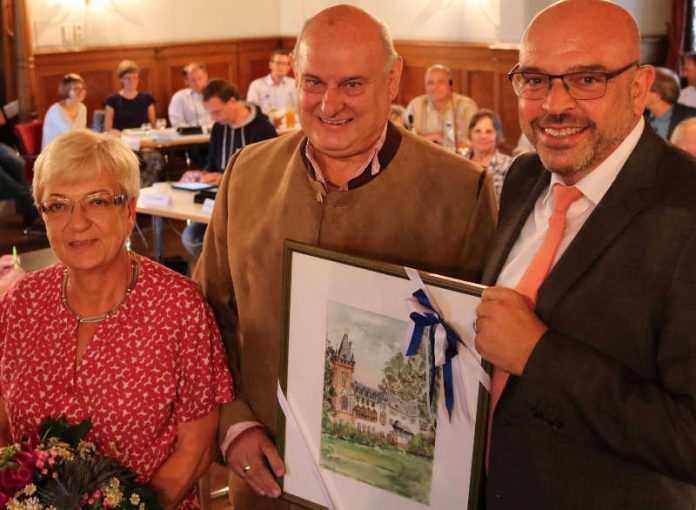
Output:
[40, 192, 126, 218]
[508, 62, 639, 100]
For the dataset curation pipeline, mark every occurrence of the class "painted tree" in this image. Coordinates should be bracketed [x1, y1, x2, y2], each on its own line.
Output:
[323, 337, 336, 413]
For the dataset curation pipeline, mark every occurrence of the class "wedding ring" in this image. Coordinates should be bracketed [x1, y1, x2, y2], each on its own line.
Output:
[473, 318, 480, 334]
[242, 465, 252, 473]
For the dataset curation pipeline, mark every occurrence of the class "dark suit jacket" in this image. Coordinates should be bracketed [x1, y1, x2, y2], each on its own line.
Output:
[645, 102, 696, 140]
[483, 126, 696, 510]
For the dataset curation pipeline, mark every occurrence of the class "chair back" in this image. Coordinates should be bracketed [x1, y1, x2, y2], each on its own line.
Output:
[14, 120, 43, 182]
[92, 109, 106, 133]
[15, 121, 43, 155]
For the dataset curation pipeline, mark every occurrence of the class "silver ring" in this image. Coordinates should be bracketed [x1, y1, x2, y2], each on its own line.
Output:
[242, 465, 252, 473]
[473, 318, 479, 334]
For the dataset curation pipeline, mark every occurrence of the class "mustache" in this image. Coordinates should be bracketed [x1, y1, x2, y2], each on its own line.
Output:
[533, 114, 593, 128]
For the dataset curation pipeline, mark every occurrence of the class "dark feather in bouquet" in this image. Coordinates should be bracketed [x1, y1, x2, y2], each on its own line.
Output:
[0, 415, 162, 510]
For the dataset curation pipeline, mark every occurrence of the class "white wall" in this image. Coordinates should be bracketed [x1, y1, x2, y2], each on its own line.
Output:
[29, 0, 282, 49]
[28, 0, 669, 50]
[279, 0, 503, 42]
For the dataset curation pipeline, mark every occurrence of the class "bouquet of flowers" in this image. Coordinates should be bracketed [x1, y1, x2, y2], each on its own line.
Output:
[0, 415, 161, 510]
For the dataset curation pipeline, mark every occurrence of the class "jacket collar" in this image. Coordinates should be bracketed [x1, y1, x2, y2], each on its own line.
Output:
[483, 125, 666, 318]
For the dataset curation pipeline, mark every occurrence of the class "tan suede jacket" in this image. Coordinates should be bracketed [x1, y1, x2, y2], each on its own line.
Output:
[194, 123, 497, 509]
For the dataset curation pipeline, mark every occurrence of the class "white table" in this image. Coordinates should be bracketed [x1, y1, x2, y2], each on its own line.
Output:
[136, 183, 213, 259]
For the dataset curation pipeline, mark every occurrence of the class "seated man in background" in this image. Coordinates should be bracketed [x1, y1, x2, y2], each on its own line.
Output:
[246, 50, 297, 116]
[670, 117, 696, 157]
[679, 52, 696, 107]
[645, 66, 696, 140]
[405, 64, 477, 152]
[0, 111, 36, 228]
[168, 62, 212, 128]
[180, 78, 277, 257]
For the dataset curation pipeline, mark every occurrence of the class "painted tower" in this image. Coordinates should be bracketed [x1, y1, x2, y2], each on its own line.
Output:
[331, 331, 355, 424]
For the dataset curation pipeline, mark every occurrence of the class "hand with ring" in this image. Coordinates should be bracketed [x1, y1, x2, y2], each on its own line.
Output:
[226, 427, 285, 498]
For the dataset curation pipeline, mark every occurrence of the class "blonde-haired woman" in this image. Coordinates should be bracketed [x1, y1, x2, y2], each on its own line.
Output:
[104, 60, 156, 133]
[42, 73, 87, 149]
[0, 129, 233, 509]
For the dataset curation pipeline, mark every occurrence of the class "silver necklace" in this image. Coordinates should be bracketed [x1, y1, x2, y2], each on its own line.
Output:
[61, 251, 139, 324]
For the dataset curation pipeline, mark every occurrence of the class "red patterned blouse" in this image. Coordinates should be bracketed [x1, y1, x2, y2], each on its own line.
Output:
[0, 255, 233, 509]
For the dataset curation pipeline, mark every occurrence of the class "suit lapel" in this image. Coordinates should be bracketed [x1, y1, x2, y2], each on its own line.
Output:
[482, 154, 550, 285]
[535, 127, 665, 318]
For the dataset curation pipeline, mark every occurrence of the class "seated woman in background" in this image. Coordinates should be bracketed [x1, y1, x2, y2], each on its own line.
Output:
[461, 109, 513, 203]
[104, 60, 156, 133]
[41, 73, 87, 149]
[0, 130, 233, 509]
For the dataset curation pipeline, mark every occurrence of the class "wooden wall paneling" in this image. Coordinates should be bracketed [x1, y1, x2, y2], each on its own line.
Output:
[395, 64, 425, 107]
[237, 38, 283, 96]
[155, 40, 240, 109]
[1, 0, 16, 102]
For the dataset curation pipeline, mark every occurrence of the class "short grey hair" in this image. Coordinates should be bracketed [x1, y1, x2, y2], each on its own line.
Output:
[425, 64, 452, 82]
[33, 129, 141, 206]
[651, 67, 681, 105]
[293, 6, 398, 74]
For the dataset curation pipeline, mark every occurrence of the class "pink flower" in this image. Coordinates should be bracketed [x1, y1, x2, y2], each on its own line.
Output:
[0, 491, 9, 509]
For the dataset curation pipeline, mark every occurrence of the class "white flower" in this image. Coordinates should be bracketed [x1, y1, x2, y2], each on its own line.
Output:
[102, 478, 123, 507]
[21, 485, 36, 496]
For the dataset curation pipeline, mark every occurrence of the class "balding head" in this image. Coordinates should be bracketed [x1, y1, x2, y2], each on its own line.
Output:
[515, 0, 654, 183]
[523, 1, 641, 66]
[671, 118, 696, 157]
[291, 5, 403, 170]
[294, 5, 397, 74]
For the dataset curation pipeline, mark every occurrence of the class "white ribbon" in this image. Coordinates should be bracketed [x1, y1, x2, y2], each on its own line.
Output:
[402, 267, 491, 422]
[277, 381, 337, 510]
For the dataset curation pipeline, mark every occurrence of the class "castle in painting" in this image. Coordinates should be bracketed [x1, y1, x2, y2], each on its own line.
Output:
[328, 332, 422, 448]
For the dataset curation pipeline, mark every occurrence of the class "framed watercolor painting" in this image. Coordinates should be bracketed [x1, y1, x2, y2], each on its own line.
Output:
[277, 241, 490, 510]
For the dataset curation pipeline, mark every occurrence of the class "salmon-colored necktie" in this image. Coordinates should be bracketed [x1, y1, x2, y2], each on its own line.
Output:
[487, 184, 583, 459]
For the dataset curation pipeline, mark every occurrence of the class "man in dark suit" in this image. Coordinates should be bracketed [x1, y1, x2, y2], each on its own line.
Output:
[474, 1, 696, 509]
[645, 66, 696, 140]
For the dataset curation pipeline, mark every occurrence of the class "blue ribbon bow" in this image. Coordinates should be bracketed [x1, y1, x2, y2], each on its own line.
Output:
[406, 289, 462, 421]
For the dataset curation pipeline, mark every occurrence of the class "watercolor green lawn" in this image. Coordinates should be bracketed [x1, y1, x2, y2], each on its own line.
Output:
[320, 434, 433, 504]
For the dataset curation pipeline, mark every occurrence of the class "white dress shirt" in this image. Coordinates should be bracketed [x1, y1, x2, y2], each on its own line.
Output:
[678, 85, 696, 108]
[496, 117, 645, 289]
[167, 88, 212, 127]
[246, 74, 296, 114]
[42, 102, 87, 149]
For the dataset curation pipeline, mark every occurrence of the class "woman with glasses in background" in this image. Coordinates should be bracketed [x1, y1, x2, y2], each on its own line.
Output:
[0, 129, 233, 509]
[461, 109, 513, 204]
[42, 73, 88, 149]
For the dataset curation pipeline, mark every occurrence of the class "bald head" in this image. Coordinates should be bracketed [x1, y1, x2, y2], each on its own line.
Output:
[671, 118, 696, 157]
[294, 5, 397, 73]
[523, 0, 640, 64]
